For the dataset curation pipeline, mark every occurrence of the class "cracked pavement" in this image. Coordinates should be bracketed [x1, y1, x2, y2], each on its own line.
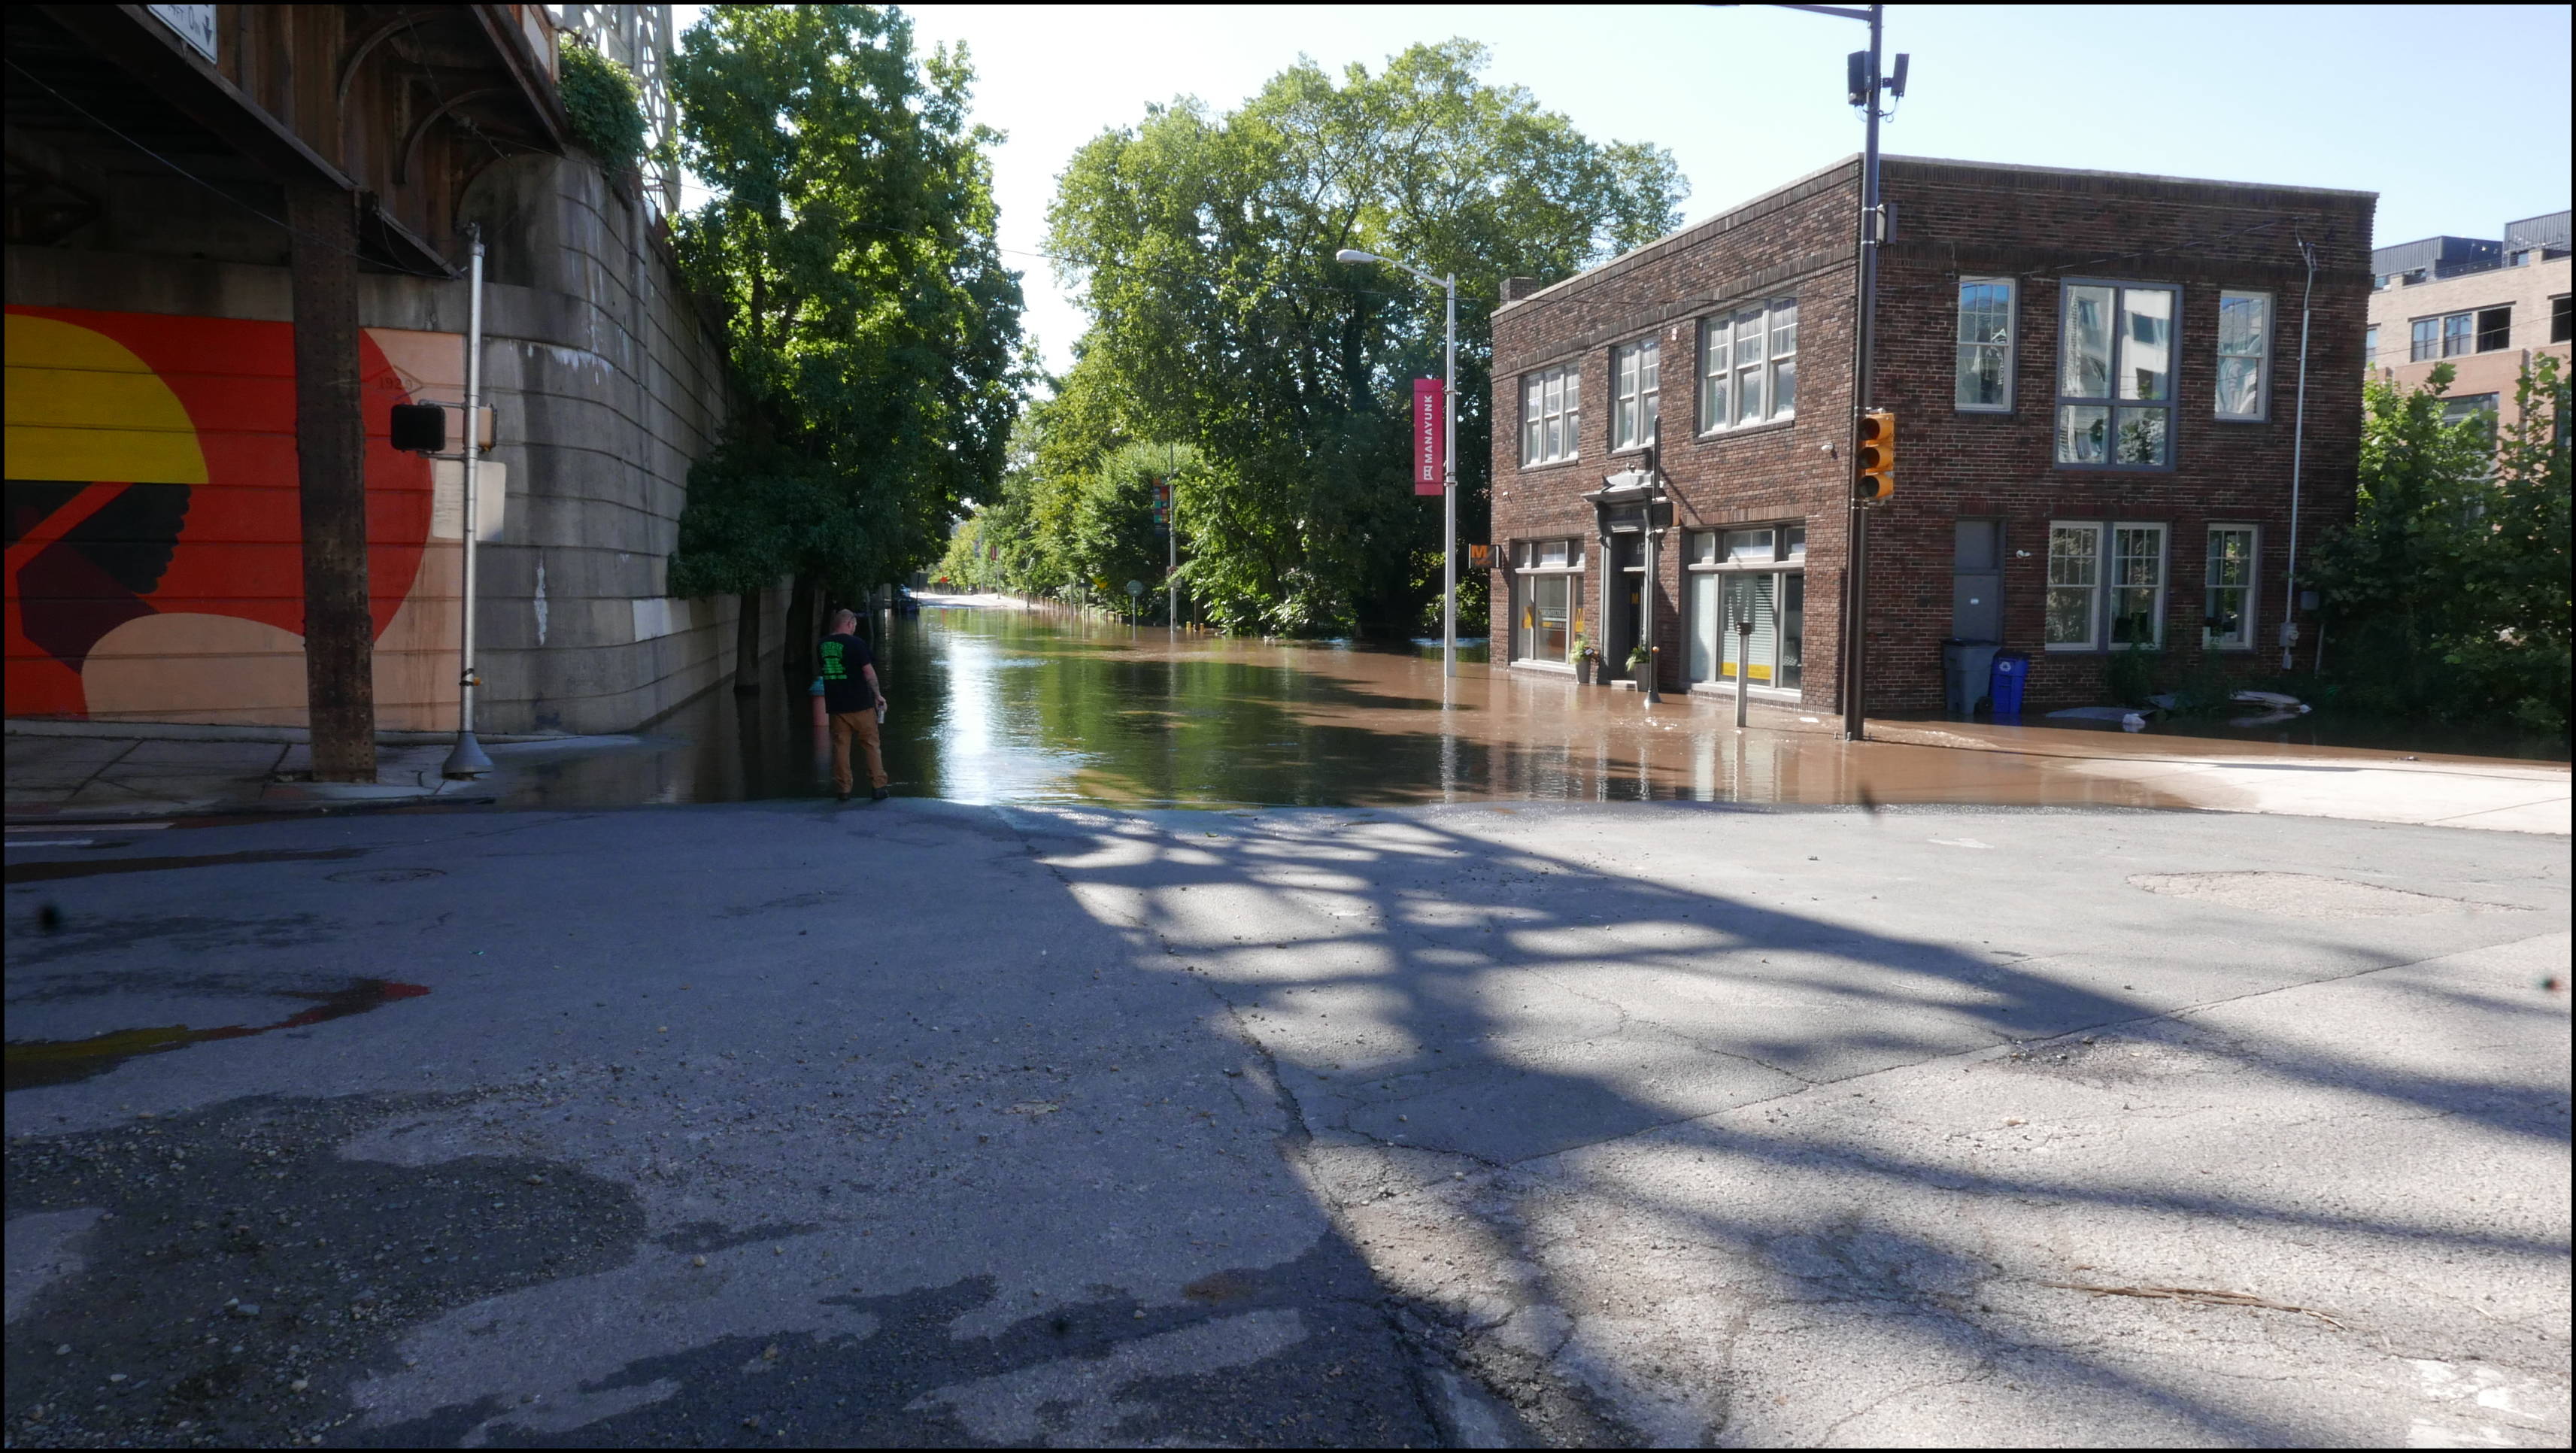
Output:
[5, 798, 2569, 1446]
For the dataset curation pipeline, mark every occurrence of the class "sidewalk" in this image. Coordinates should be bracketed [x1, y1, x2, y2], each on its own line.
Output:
[3, 721, 625, 822]
[1866, 716, 2573, 835]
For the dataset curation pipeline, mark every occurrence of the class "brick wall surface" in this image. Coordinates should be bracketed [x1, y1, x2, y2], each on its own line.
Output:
[1491, 156, 2377, 716]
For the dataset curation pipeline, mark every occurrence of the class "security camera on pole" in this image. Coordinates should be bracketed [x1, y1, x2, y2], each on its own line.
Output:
[1335, 247, 1458, 680]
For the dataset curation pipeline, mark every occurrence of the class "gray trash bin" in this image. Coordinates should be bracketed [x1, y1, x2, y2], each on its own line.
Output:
[1943, 639, 2001, 717]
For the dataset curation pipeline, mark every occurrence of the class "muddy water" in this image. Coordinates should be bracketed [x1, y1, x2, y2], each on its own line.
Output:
[495, 602, 2204, 812]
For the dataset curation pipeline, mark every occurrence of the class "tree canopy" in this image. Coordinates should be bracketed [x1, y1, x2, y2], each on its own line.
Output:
[963, 40, 1681, 635]
[666, 4, 1024, 604]
[2307, 356, 2569, 734]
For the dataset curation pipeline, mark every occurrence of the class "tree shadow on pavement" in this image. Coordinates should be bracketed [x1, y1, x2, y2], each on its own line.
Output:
[1012, 801, 2570, 1445]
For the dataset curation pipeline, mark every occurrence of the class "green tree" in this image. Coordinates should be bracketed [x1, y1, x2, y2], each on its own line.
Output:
[2308, 357, 2569, 733]
[2444, 355, 2571, 731]
[1044, 40, 1680, 635]
[666, 4, 1024, 680]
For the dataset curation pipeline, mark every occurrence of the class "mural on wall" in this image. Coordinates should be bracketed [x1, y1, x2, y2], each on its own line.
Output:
[5, 307, 481, 728]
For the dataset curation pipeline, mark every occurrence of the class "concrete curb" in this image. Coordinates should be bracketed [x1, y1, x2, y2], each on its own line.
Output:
[4, 719, 573, 747]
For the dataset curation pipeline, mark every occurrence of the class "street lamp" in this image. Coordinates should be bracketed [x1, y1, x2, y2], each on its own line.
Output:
[1336, 247, 1458, 679]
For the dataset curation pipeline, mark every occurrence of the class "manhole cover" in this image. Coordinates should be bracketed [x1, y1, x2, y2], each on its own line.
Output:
[2128, 872, 2511, 919]
[326, 867, 447, 884]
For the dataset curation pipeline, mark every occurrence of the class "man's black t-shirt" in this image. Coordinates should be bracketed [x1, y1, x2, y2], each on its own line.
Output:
[818, 632, 877, 714]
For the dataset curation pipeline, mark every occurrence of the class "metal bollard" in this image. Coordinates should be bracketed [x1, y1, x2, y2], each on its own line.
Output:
[1735, 619, 1753, 730]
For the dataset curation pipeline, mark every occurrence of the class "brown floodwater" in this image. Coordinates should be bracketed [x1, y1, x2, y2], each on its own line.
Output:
[492, 600, 2262, 812]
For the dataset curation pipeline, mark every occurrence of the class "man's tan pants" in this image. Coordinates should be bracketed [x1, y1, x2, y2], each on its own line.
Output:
[830, 710, 888, 795]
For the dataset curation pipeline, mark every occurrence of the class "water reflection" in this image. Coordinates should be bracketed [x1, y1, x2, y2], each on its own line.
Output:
[496, 602, 2209, 811]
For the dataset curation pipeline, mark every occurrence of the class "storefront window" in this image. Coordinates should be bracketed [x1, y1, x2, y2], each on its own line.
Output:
[1685, 526, 1804, 691]
[1513, 539, 1583, 665]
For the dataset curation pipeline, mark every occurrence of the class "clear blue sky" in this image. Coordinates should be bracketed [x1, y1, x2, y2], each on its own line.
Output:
[669, 4, 2573, 377]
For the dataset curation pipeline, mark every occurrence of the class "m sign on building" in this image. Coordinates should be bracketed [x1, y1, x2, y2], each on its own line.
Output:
[1412, 377, 1444, 496]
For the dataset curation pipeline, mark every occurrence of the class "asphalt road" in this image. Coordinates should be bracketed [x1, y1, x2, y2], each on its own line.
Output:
[5, 799, 2568, 1447]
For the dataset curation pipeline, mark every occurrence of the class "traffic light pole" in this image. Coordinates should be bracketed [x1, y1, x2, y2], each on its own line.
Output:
[1840, 2, 1884, 745]
[442, 225, 493, 780]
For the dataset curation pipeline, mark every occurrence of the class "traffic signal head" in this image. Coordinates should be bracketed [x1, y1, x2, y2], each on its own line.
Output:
[1855, 409, 1895, 502]
[390, 402, 447, 453]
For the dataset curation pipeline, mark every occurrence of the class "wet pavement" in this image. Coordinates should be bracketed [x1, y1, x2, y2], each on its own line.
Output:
[3, 798, 2566, 1447]
[5, 601, 2570, 1448]
[484, 600, 2569, 832]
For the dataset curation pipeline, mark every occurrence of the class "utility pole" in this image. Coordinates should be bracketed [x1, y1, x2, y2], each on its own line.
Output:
[1841, 2, 1888, 744]
[1749, 3, 1902, 742]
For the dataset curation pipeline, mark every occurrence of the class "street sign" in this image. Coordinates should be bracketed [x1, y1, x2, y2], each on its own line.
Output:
[1124, 579, 1144, 596]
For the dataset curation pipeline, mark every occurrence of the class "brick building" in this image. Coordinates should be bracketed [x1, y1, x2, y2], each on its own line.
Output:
[1488, 156, 2376, 716]
[2365, 210, 2571, 439]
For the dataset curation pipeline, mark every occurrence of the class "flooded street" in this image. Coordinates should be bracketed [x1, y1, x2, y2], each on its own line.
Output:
[492, 599, 2226, 812]
[481, 599, 2565, 827]
[8, 606, 2566, 1448]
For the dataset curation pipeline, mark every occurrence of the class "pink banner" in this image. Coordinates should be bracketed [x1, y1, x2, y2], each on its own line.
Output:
[1412, 377, 1444, 496]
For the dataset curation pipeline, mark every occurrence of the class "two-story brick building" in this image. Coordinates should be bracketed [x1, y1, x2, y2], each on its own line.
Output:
[1488, 156, 2375, 716]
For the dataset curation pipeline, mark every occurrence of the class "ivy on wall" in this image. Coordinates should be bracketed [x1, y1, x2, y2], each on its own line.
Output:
[558, 39, 646, 174]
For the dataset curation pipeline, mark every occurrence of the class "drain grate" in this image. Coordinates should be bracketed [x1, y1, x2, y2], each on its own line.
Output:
[2128, 871, 2514, 919]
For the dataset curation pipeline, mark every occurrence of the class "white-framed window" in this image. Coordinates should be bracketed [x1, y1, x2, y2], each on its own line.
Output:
[2056, 281, 2178, 468]
[1512, 538, 1585, 664]
[2050, 520, 2168, 649]
[1520, 366, 1580, 466]
[2363, 323, 2379, 375]
[2110, 524, 2168, 647]
[1699, 299, 1797, 432]
[2409, 317, 2439, 362]
[1684, 526, 1804, 690]
[1956, 277, 2014, 411]
[1613, 339, 1659, 450]
[2215, 290, 2271, 420]
[2204, 525, 2256, 651]
[2045, 523, 2104, 649]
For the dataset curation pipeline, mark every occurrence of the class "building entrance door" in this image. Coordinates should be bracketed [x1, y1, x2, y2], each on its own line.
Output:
[1606, 533, 1642, 675]
[1953, 520, 2002, 642]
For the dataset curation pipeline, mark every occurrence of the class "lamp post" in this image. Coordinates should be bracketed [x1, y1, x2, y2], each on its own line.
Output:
[1335, 247, 1458, 679]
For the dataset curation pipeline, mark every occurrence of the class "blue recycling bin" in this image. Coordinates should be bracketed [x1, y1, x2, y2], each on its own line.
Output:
[1988, 651, 2029, 717]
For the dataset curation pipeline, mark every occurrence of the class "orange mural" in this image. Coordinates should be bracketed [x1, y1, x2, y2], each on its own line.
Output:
[5, 308, 441, 724]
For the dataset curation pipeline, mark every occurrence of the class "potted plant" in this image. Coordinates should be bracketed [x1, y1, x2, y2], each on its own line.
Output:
[1626, 644, 1649, 683]
[1573, 634, 1595, 685]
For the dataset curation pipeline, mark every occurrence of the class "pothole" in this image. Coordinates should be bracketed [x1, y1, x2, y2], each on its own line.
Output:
[2127, 871, 2515, 918]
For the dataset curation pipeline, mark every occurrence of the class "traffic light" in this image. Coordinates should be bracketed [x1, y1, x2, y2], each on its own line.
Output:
[1855, 409, 1895, 501]
[390, 402, 447, 453]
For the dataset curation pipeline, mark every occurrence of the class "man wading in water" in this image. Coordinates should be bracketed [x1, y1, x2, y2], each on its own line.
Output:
[819, 608, 890, 802]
